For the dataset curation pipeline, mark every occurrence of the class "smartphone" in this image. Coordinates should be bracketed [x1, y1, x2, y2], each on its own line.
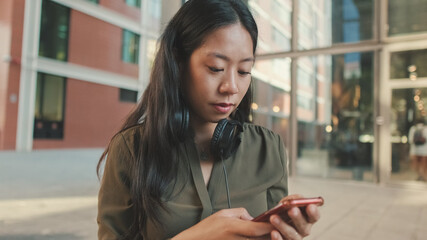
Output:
[252, 197, 324, 222]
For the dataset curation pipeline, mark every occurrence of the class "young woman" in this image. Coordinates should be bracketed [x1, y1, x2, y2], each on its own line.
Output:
[97, 0, 320, 239]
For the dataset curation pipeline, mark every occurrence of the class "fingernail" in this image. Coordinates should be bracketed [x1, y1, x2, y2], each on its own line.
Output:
[291, 207, 298, 216]
[271, 216, 280, 225]
[272, 231, 280, 239]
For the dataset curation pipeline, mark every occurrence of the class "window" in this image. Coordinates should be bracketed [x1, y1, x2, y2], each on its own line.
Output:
[120, 88, 138, 103]
[390, 49, 427, 79]
[34, 73, 67, 139]
[272, 26, 291, 51]
[272, 0, 292, 26]
[39, 0, 70, 61]
[331, 0, 373, 44]
[388, 0, 427, 36]
[149, 0, 162, 19]
[125, 0, 141, 8]
[297, 95, 312, 110]
[297, 67, 313, 87]
[296, 0, 373, 50]
[122, 29, 140, 64]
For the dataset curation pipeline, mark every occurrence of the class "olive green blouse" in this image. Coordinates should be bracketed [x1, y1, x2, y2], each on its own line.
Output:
[98, 123, 288, 240]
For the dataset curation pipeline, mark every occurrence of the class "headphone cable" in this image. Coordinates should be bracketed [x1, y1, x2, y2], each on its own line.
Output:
[221, 157, 231, 208]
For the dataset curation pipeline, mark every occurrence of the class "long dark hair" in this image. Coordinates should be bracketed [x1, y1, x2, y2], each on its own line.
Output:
[97, 0, 258, 238]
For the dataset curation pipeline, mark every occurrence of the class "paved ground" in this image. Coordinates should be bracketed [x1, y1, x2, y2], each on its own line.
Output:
[1, 149, 426, 240]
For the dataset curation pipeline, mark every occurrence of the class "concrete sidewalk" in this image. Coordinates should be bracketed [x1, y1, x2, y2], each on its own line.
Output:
[1, 149, 426, 240]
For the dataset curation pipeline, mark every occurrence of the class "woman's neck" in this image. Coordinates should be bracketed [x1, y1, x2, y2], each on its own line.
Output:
[193, 123, 216, 145]
[191, 118, 218, 162]
[191, 116, 217, 143]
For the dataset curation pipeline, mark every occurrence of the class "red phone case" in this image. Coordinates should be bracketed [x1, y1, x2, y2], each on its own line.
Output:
[252, 197, 324, 222]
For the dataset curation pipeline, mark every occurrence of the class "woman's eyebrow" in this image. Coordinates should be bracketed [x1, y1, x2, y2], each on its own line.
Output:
[207, 52, 255, 63]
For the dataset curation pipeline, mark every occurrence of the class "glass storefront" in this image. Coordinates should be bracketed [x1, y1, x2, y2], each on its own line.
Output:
[296, 52, 374, 181]
[247, 0, 427, 185]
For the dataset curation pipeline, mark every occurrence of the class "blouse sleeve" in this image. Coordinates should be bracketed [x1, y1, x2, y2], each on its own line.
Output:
[97, 133, 135, 240]
[266, 135, 289, 209]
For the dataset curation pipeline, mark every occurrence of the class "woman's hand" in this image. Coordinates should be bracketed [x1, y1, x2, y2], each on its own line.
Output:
[172, 208, 274, 240]
[269, 194, 321, 240]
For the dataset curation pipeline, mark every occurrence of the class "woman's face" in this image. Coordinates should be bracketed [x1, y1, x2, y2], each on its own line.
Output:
[184, 23, 254, 125]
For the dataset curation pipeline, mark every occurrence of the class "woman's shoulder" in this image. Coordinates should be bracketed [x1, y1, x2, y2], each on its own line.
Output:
[242, 123, 282, 141]
[117, 124, 143, 139]
[109, 125, 144, 159]
[237, 123, 287, 178]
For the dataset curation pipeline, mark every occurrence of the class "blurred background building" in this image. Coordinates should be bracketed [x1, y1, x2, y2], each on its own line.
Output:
[1, 0, 426, 187]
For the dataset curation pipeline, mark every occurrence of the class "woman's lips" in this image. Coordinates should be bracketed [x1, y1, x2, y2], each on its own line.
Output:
[213, 103, 233, 114]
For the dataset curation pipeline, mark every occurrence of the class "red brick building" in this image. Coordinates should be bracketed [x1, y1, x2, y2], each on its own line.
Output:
[0, 0, 179, 150]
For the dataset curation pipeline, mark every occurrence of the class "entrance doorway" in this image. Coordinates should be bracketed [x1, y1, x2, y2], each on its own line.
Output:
[386, 46, 427, 185]
[391, 88, 427, 182]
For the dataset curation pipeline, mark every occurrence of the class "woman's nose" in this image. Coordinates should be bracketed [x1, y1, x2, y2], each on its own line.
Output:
[219, 72, 239, 94]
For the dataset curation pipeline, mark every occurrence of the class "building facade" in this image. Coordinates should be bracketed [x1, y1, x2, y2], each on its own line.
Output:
[1, 0, 426, 187]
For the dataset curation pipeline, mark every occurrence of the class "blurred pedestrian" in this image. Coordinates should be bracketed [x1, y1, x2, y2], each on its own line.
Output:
[408, 118, 427, 181]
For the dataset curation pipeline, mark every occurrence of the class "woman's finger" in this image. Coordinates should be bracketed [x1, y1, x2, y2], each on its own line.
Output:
[216, 208, 253, 220]
[305, 204, 321, 223]
[287, 207, 311, 237]
[270, 215, 302, 240]
[279, 194, 304, 204]
[271, 230, 283, 240]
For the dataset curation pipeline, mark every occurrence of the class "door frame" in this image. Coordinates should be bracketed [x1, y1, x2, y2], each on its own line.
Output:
[379, 39, 427, 186]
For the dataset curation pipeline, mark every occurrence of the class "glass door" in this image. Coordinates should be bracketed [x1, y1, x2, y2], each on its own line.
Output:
[391, 88, 427, 182]
[387, 47, 427, 184]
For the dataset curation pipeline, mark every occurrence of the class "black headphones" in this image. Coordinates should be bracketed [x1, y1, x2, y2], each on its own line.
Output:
[175, 106, 243, 160]
[211, 118, 243, 160]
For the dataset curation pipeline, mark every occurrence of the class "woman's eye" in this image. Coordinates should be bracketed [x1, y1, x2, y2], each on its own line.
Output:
[238, 70, 251, 76]
[208, 67, 224, 72]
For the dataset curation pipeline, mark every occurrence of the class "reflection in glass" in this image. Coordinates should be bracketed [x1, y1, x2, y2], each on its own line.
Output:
[252, 112, 268, 129]
[248, 0, 292, 54]
[297, 52, 374, 181]
[249, 0, 373, 52]
[391, 88, 427, 182]
[331, 0, 373, 43]
[272, 117, 290, 147]
[390, 49, 427, 79]
[388, 0, 427, 36]
[251, 58, 291, 144]
[298, 0, 373, 50]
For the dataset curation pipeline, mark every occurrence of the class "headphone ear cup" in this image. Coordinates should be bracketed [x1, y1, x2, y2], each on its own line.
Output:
[211, 119, 243, 160]
[211, 119, 228, 158]
[174, 105, 189, 141]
